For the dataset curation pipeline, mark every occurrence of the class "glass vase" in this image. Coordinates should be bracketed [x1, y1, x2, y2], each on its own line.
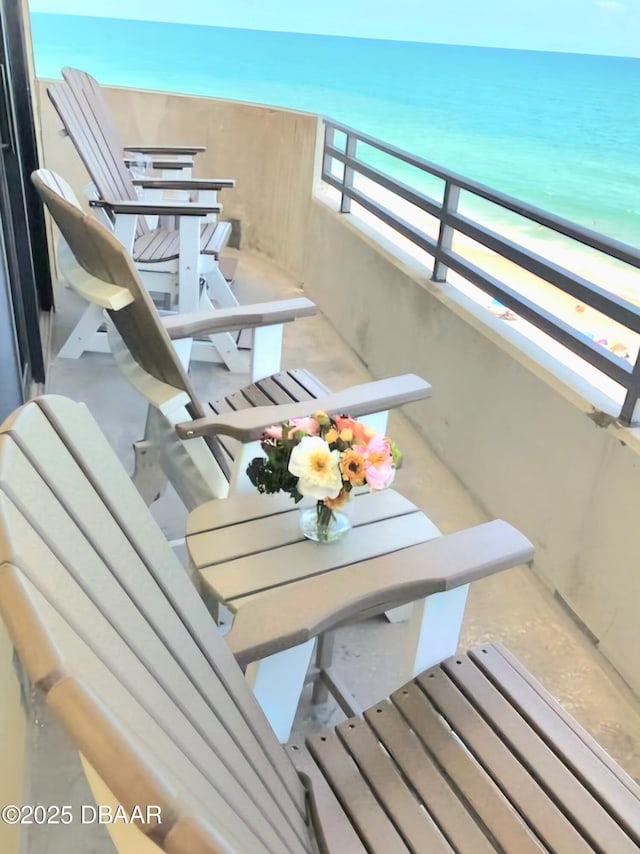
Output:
[299, 501, 351, 543]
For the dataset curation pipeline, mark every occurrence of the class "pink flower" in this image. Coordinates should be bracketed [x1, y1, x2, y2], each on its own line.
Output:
[361, 436, 395, 490]
[263, 417, 320, 441]
[288, 416, 320, 438]
[263, 424, 283, 439]
[364, 461, 395, 490]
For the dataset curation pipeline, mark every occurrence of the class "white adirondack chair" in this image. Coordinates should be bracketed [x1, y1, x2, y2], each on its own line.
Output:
[48, 80, 242, 368]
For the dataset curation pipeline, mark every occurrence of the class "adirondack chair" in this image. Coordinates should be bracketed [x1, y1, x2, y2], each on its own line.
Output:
[62, 66, 206, 179]
[2, 397, 639, 853]
[33, 168, 431, 510]
[47, 79, 242, 367]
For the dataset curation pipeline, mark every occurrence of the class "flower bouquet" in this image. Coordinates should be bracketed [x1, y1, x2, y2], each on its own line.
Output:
[246, 411, 402, 542]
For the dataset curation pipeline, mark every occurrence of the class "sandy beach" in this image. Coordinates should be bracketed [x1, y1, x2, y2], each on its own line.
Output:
[331, 169, 640, 409]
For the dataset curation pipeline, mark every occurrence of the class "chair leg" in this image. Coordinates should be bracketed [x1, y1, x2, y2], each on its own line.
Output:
[311, 632, 335, 705]
[131, 440, 168, 505]
[198, 287, 247, 373]
[57, 302, 105, 359]
[404, 584, 470, 681]
[203, 263, 239, 310]
[244, 639, 315, 743]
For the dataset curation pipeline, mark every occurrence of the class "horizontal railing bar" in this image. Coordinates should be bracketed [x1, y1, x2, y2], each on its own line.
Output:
[324, 118, 640, 268]
[324, 167, 630, 384]
[326, 144, 442, 219]
[325, 141, 640, 332]
[439, 247, 632, 385]
[444, 210, 640, 333]
[329, 149, 640, 330]
[322, 171, 438, 256]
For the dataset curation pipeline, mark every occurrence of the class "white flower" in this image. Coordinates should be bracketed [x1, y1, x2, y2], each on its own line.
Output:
[288, 435, 343, 500]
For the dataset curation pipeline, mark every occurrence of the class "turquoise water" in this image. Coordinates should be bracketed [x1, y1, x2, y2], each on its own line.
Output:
[31, 14, 640, 245]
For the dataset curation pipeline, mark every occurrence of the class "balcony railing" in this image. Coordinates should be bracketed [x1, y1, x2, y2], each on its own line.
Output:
[322, 118, 640, 424]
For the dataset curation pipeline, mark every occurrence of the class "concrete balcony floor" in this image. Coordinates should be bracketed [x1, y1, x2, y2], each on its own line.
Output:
[28, 248, 640, 853]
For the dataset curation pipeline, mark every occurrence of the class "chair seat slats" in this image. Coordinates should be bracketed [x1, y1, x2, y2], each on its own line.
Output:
[391, 681, 546, 852]
[438, 652, 639, 852]
[306, 731, 411, 852]
[336, 716, 455, 852]
[288, 744, 366, 853]
[469, 644, 640, 838]
[419, 664, 595, 853]
[281, 368, 333, 400]
[363, 701, 497, 853]
[299, 650, 640, 853]
[134, 221, 231, 264]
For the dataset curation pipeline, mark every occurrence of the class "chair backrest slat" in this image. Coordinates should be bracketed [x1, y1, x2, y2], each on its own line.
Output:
[0, 565, 238, 854]
[47, 79, 148, 238]
[62, 67, 128, 174]
[0, 398, 311, 853]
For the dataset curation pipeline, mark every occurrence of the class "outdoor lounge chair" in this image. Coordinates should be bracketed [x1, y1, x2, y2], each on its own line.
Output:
[33, 168, 431, 510]
[47, 79, 241, 367]
[1, 396, 639, 853]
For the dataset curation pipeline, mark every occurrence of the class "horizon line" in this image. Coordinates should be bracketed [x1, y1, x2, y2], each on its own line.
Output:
[30, 11, 640, 61]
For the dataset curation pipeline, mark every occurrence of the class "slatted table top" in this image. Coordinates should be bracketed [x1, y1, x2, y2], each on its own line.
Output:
[186, 488, 440, 612]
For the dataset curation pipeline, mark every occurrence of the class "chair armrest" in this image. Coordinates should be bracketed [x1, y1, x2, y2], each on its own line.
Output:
[90, 199, 221, 217]
[162, 298, 317, 340]
[123, 145, 206, 155]
[132, 178, 236, 191]
[226, 520, 535, 665]
[175, 374, 432, 441]
[125, 159, 193, 171]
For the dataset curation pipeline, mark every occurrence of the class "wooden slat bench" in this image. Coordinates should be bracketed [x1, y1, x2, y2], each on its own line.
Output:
[1, 396, 638, 853]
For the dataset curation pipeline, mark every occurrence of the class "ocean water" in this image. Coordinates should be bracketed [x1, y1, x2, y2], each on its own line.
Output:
[31, 13, 640, 246]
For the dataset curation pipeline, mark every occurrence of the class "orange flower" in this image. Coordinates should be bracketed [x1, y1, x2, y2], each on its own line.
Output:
[339, 449, 366, 485]
[334, 415, 374, 446]
[324, 488, 350, 509]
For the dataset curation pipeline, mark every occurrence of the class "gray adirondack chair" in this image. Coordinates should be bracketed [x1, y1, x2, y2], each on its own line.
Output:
[47, 78, 241, 367]
[33, 168, 431, 512]
[2, 396, 639, 853]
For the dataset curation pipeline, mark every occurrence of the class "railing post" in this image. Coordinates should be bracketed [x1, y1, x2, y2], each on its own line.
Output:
[433, 181, 460, 282]
[341, 133, 357, 213]
[619, 355, 640, 424]
[323, 122, 335, 181]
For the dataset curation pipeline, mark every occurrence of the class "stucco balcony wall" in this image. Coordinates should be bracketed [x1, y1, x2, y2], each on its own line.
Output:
[34, 81, 640, 697]
[303, 199, 640, 696]
[36, 79, 320, 281]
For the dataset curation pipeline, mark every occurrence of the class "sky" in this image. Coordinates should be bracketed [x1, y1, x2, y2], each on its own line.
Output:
[29, 0, 640, 57]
